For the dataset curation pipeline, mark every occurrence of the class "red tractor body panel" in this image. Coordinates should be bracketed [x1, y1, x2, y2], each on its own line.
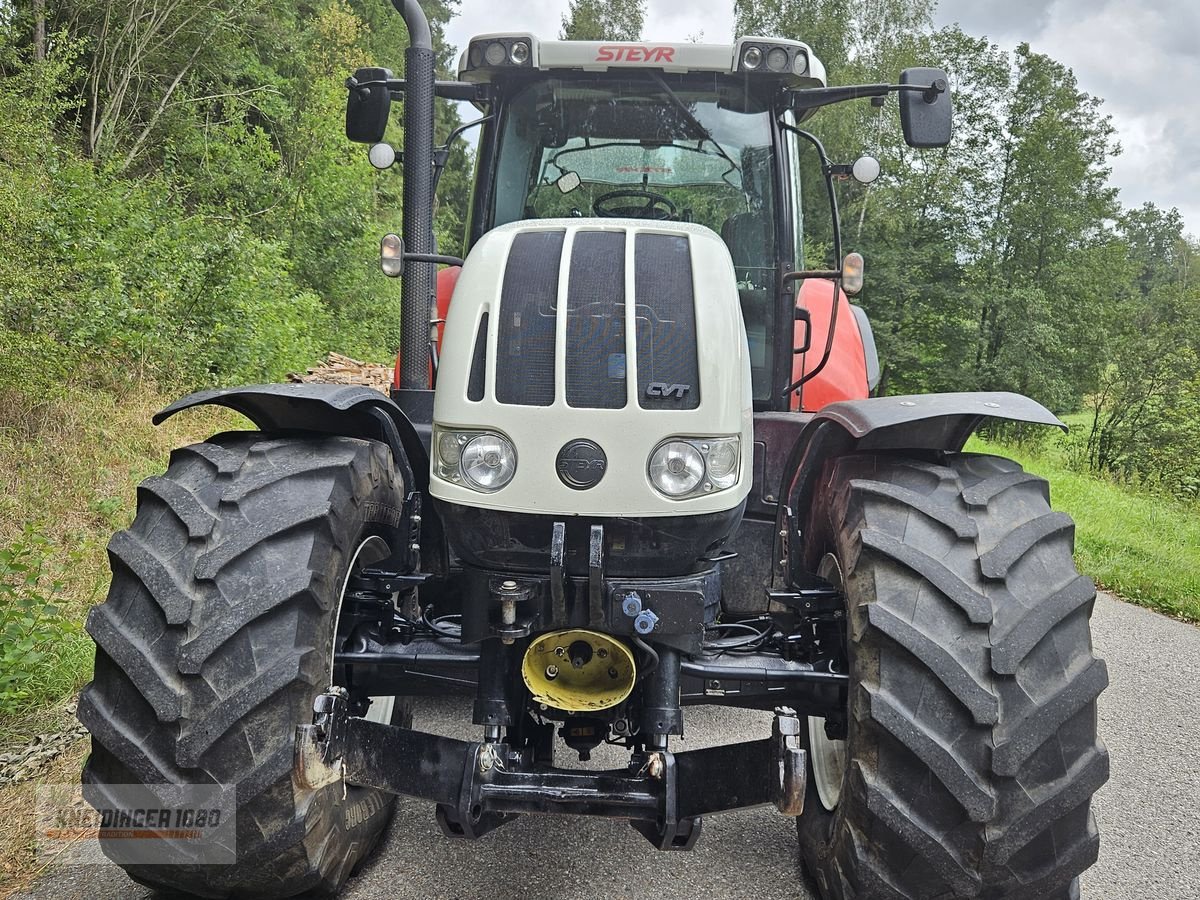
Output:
[791, 279, 869, 412]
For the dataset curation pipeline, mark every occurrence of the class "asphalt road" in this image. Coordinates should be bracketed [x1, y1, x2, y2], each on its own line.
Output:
[16, 592, 1200, 900]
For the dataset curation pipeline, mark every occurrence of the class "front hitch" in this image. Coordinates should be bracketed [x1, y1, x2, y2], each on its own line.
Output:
[295, 688, 807, 849]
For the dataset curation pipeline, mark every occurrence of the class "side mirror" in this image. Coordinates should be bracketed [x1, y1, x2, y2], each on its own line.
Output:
[898, 67, 952, 148]
[346, 67, 393, 144]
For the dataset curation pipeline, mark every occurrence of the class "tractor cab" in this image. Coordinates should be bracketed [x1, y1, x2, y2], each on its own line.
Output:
[452, 36, 858, 411]
[355, 35, 892, 412]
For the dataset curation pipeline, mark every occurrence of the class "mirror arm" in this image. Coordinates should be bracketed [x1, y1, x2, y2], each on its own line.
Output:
[779, 123, 842, 268]
[346, 75, 490, 104]
[432, 114, 493, 196]
[791, 80, 945, 113]
[444, 113, 494, 148]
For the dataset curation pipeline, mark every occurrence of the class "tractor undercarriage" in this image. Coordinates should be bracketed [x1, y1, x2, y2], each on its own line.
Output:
[310, 518, 849, 849]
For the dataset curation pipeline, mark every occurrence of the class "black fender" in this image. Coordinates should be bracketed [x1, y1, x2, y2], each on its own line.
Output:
[774, 391, 1065, 587]
[154, 383, 429, 490]
[154, 383, 446, 572]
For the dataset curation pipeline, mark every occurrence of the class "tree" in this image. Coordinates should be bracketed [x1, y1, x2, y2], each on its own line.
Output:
[966, 44, 1122, 408]
[1086, 206, 1200, 497]
[560, 0, 644, 42]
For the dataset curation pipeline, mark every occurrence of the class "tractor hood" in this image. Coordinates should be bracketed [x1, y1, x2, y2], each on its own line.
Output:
[429, 219, 753, 518]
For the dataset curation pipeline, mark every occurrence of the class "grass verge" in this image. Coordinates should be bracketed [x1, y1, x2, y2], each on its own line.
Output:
[0, 372, 239, 894]
[0, 376, 236, 722]
[967, 435, 1200, 623]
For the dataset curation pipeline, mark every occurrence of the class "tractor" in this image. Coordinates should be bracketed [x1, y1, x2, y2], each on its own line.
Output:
[79, 1, 1109, 897]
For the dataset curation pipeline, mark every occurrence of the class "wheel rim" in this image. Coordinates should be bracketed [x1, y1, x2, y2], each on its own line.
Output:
[808, 713, 847, 812]
[332, 535, 395, 726]
[810, 552, 849, 812]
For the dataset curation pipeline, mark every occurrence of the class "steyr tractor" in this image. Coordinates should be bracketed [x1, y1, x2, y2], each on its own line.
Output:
[79, 1, 1109, 898]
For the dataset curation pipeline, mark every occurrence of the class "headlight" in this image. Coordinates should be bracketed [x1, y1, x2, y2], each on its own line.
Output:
[648, 436, 741, 499]
[703, 438, 740, 488]
[434, 427, 517, 493]
[649, 441, 705, 497]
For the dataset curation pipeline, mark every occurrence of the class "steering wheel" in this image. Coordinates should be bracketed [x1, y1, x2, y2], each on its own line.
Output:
[592, 189, 677, 220]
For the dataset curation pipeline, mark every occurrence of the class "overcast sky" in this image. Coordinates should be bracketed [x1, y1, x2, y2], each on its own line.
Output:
[444, 0, 1199, 238]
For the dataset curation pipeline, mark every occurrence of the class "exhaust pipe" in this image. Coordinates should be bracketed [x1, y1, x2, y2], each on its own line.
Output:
[391, 0, 436, 391]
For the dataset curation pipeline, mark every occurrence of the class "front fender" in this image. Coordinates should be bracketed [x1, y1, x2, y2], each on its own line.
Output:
[153, 383, 428, 492]
[812, 391, 1064, 450]
[775, 391, 1065, 586]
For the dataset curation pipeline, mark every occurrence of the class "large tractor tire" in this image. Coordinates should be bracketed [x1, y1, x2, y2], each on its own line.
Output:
[798, 452, 1109, 899]
[79, 431, 409, 898]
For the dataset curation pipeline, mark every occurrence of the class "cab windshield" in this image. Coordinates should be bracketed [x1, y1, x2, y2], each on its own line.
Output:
[490, 74, 779, 400]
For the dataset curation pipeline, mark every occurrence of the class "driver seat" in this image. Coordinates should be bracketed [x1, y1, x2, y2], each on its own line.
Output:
[720, 212, 772, 285]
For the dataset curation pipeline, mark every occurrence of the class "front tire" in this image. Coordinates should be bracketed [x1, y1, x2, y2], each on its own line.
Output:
[798, 453, 1109, 899]
[80, 432, 408, 898]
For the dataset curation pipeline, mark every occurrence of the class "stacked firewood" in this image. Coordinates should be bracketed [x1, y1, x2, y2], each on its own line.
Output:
[288, 352, 392, 394]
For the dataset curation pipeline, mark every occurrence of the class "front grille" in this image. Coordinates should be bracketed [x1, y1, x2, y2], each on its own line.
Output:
[491, 227, 700, 410]
[495, 230, 565, 406]
[566, 231, 627, 409]
[635, 233, 700, 410]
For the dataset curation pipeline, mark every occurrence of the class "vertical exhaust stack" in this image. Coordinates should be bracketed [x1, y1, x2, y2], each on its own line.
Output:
[392, 0, 436, 390]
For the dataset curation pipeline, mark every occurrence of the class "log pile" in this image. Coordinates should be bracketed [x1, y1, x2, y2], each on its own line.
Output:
[288, 352, 392, 394]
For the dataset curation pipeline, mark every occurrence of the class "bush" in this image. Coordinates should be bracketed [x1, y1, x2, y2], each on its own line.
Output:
[0, 529, 90, 716]
[1086, 352, 1200, 502]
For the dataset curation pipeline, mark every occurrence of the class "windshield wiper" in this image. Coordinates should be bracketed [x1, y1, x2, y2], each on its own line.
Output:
[645, 71, 742, 178]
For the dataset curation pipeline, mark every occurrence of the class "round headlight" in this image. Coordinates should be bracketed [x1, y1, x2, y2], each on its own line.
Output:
[649, 441, 705, 497]
[484, 41, 507, 66]
[766, 47, 789, 72]
[742, 46, 763, 69]
[461, 434, 517, 492]
[793, 52, 809, 76]
[510, 41, 530, 65]
[705, 440, 739, 483]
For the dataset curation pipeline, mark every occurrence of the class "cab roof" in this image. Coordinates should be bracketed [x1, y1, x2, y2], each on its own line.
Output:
[457, 35, 827, 90]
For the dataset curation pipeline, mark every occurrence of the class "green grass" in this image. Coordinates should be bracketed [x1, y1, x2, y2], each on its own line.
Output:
[966, 433, 1200, 623]
[0, 376, 237, 727]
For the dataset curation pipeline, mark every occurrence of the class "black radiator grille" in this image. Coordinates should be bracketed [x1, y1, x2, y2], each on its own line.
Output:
[635, 233, 700, 410]
[495, 230, 564, 406]
[565, 231, 627, 409]
[491, 228, 700, 410]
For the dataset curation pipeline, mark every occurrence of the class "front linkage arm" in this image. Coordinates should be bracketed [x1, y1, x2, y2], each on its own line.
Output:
[295, 688, 807, 850]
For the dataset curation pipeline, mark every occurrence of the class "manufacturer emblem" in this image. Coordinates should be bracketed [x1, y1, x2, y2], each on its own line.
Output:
[645, 382, 691, 400]
[556, 440, 608, 490]
[595, 45, 676, 64]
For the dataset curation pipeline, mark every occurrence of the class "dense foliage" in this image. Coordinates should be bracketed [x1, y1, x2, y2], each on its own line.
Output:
[560, 0, 645, 42]
[0, 0, 468, 387]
